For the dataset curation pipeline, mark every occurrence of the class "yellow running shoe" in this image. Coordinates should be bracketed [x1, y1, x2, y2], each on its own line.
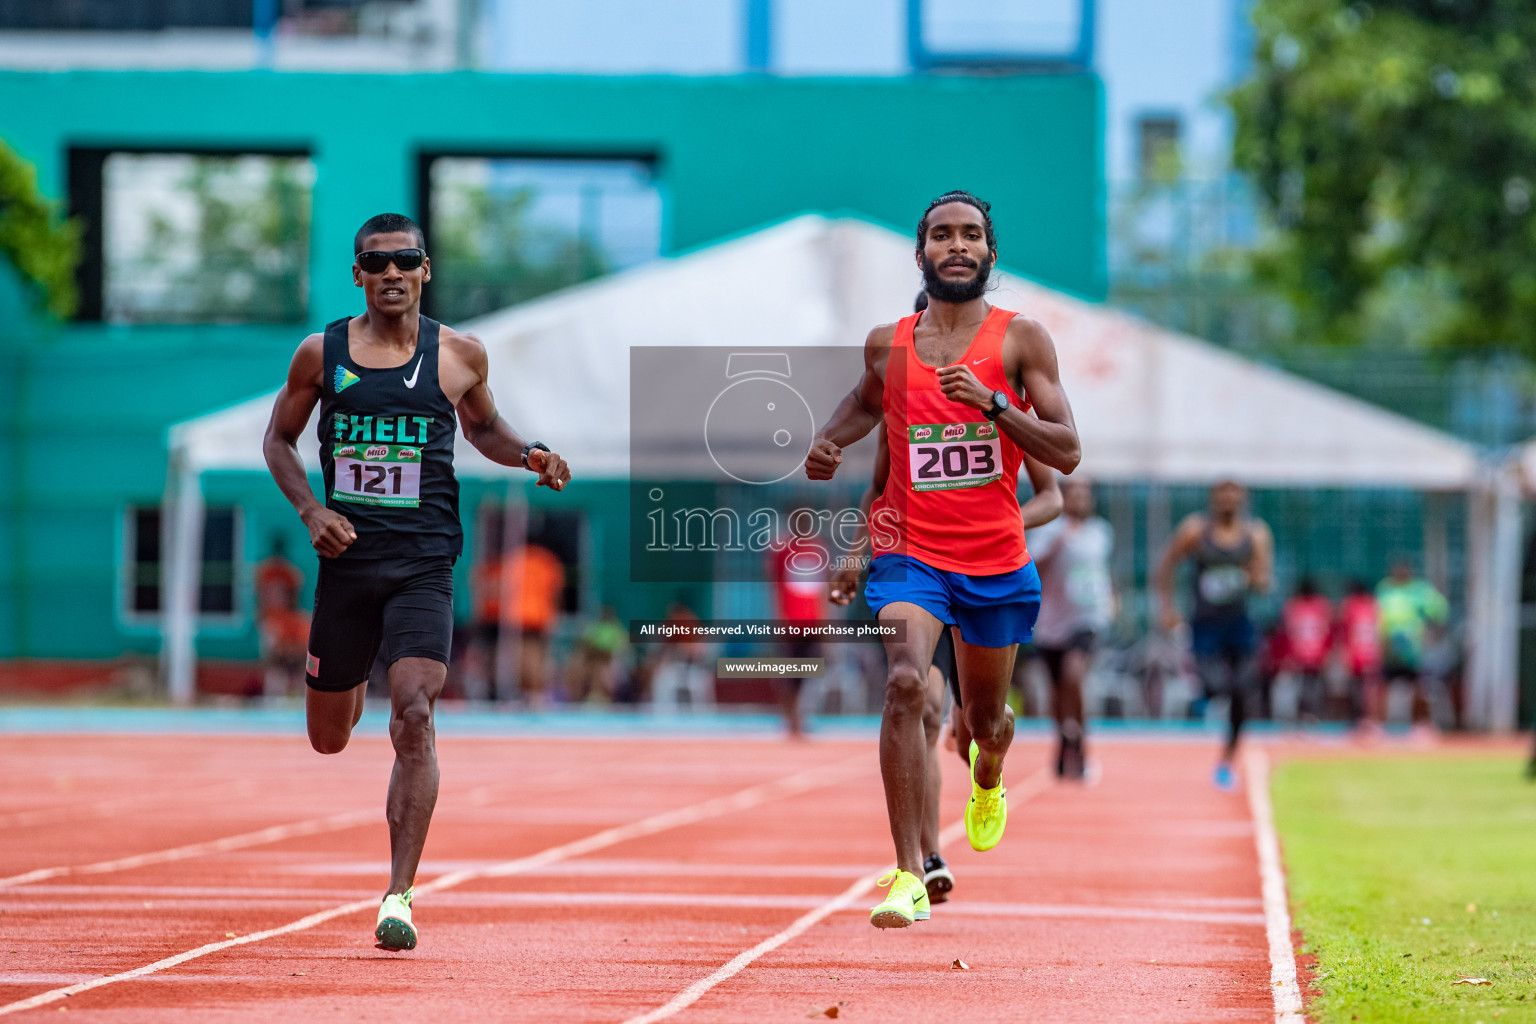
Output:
[965, 740, 1008, 852]
[375, 888, 417, 951]
[869, 869, 931, 929]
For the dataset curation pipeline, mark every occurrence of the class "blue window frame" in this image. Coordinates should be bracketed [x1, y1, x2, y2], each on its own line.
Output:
[907, 0, 1095, 71]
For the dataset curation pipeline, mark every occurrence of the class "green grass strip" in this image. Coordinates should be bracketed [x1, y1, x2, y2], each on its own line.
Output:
[1273, 755, 1536, 1023]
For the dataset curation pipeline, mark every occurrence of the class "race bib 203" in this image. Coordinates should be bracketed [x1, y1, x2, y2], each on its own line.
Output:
[907, 421, 1003, 492]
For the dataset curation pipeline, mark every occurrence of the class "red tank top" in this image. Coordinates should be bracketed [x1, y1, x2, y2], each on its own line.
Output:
[870, 306, 1031, 575]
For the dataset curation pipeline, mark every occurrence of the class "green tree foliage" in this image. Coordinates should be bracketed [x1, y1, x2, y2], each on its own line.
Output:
[432, 185, 608, 323]
[1231, 0, 1536, 353]
[0, 140, 80, 320]
[121, 155, 311, 323]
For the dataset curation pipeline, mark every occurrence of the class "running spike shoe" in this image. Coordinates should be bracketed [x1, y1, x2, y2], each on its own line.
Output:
[922, 853, 955, 904]
[1213, 762, 1238, 793]
[965, 740, 1008, 852]
[375, 888, 417, 951]
[869, 869, 930, 929]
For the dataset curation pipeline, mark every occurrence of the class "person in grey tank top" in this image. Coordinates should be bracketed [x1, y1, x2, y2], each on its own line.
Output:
[1156, 480, 1273, 792]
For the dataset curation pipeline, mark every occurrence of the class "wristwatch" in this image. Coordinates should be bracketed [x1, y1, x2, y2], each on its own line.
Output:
[983, 390, 1010, 421]
[521, 441, 550, 469]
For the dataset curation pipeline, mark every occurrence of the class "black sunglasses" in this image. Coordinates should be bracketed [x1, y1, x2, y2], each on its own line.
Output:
[355, 248, 426, 274]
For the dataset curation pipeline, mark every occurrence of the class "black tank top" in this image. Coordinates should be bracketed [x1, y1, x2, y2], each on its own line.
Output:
[1190, 519, 1253, 625]
[317, 315, 462, 560]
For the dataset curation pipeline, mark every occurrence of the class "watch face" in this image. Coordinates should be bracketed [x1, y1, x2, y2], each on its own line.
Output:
[994, 391, 1009, 410]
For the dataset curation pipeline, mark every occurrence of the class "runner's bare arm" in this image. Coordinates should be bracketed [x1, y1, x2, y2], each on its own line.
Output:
[1155, 515, 1206, 632]
[935, 318, 1079, 472]
[1019, 451, 1063, 530]
[448, 333, 571, 491]
[1248, 519, 1275, 595]
[262, 334, 356, 558]
[830, 424, 888, 605]
[806, 326, 893, 481]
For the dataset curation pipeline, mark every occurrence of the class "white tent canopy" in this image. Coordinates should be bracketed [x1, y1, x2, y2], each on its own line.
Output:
[164, 215, 1514, 724]
[173, 215, 1481, 488]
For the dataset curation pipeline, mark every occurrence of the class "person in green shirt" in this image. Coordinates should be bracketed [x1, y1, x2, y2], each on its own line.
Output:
[568, 606, 629, 704]
[1375, 559, 1449, 724]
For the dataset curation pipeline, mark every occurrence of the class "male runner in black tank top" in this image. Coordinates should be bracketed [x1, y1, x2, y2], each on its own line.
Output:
[1156, 480, 1273, 792]
[262, 213, 571, 951]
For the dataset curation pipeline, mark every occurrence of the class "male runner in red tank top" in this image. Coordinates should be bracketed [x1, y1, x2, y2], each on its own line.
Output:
[807, 192, 1081, 928]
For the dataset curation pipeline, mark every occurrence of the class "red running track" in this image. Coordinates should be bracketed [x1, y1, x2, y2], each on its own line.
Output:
[0, 733, 1276, 1022]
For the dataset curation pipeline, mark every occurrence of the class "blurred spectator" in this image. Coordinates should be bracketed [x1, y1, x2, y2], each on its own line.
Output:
[256, 536, 308, 698]
[1339, 579, 1382, 726]
[768, 507, 829, 737]
[1280, 578, 1333, 722]
[1376, 559, 1449, 727]
[646, 600, 717, 710]
[1028, 477, 1114, 779]
[567, 607, 629, 705]
[474, 542, 565, 704]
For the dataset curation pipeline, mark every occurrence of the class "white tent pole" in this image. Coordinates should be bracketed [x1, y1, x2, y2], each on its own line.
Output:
[1489, 463, 1523, 732]
[1465, 476, 1491, 730]
[494, 481, 527, 704]
[1464, 463, 1522, 732]
[160, 455, 204, 706]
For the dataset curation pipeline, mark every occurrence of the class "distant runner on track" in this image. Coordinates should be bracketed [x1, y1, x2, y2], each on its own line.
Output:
[1028, 477, 1114, 780]
[809, 191, 1081, 928]
[262, 213, 570, 951]
[1156, 480, 1272, 792]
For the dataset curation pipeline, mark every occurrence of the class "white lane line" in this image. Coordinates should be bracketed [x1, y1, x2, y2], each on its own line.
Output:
[1245, 748, 1305, 1024]
[268, 857, 878, 878]
[930, 901, 1266, 926]
[2, 890, 1265, 925]
[0, 809, 379, 889]
[0, 754, 868, 1018]
[623, 766, 1054, 1024]
[0, 779, 253, 831]
[0, 770, 582, 890]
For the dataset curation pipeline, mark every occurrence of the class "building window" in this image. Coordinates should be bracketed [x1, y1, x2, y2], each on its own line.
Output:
[125, 506, 241, 619]
[910, 0, 1092, 69]
[1137, 115, 1183, 183]
[423, 155, 662, 323]
[70, 149, 314, 323]
[0, 0, 255, 30]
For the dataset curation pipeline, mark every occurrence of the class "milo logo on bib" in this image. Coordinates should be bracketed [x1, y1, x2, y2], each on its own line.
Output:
[908, 421, 1003, 492]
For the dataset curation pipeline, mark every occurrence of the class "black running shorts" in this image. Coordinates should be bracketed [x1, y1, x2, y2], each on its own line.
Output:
[305, 556, 455, 693]
[931, 627, 960, 710]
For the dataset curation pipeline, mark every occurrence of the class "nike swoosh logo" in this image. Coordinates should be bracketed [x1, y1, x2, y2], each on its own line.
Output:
[403, 355, 423, 389]
[973, 357, 990, 365]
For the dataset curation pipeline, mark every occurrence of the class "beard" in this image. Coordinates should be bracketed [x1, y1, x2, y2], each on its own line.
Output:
[920, 252, 993, 304]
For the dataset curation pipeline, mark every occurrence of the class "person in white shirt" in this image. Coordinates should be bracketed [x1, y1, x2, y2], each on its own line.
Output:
[1027, 478, 1114, 779]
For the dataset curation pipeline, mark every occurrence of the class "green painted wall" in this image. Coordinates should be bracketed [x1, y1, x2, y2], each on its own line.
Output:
[0, 70, 1106, 317]
[0, 69, 1104, 663]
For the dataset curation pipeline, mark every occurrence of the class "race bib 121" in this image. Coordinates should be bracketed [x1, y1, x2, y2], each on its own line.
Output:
[332, 443, 422, 507]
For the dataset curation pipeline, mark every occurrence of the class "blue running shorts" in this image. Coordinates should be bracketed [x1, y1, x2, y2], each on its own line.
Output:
[864, 554, 1041, 649]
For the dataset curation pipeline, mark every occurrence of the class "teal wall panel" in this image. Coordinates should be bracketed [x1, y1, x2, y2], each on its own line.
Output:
[0, 68, 1104, 664]
[0, 70, 1105, 316]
